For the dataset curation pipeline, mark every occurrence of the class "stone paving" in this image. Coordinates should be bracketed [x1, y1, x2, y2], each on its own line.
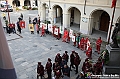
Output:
[4, 28, 106, 79]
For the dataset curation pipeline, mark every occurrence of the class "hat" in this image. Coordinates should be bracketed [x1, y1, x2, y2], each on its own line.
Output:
[65, 51, 68, 53]
[57, 53, 60, 55]
[48, 58, 52, 61]
[72, 51, 75, 53]
[38, 62, 41, 65]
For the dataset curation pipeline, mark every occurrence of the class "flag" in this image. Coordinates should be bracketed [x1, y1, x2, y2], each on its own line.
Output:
[111, 0, 117, 8]
[29, 24, 34, 31]
[20, 21, 25, 28]
[48, 24, 52, 32]
[54, 27, 58, 35]
[69, 29, 73, 38]
[72, 35, 75, 42]
[87, 40, 90, 50]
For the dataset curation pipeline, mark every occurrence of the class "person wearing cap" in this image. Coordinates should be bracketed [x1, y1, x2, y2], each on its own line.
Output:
[96, 37, 102, 54]
[70, 51, 75, 70]
[79, 37, 85, 51]
[76, 72, 85, 79]
[86, 45, 92, 59]
[37, 62, 44, 79]
[45, 58, 52, 79]
[74, 52, 81, 74]
[62, 51, 69, 63]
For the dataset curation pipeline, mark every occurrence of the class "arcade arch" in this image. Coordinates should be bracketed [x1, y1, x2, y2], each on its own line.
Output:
[52, 5, 63, 25]
[24, 0, 31, 6]
[89, 10, 110, 34]
[67, 7, 81, 31]
[12, 0, 20, 7]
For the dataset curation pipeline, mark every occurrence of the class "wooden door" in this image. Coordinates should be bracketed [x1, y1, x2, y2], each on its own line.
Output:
[100, 12, 110, 32]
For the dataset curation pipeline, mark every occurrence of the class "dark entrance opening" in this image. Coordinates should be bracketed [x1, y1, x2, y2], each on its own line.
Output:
[100, 11, 110, 32]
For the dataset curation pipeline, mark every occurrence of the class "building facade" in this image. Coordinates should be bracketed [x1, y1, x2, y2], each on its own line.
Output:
[38, 0, 120, 42]
[2, 0, 38, 7]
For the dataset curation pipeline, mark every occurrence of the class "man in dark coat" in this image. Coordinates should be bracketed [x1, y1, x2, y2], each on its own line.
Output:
[45, 58, 52, 79]
[53, 62, 59, 76]
[70, 51, 75, 70]
[37, 62, 44, 79]
[63, 65, 70, 77]
[62, 51, 69, 63]
[74, 52, 81, 74]
[55, 53, 62, 65]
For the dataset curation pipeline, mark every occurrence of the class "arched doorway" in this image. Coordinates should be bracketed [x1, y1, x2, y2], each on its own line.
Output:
[89, 10, 110, 41]
[52, 5, 63, 26]
[100, 12, 110, 32]
[35, 0, 38, 6]
[24, 0, 31, 6]
[12, 0, 20, 7]
[67, 7, 81, 31]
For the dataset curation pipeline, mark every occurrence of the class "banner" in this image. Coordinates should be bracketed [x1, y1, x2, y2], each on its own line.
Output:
[60, 26, 64, 34]
[86, 40, 90, 50]
[111, 0, 117, 8]
[72, 35, 75, 42]
[54, 27, 59, 35]
[44, 24, 47, 29]
[48, 24, 53, 32]
[29, 24, 34, 31]
[69, 29, 73, 38]
[20, 21, 25, 28]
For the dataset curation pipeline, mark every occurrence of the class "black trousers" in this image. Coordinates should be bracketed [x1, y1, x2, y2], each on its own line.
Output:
[37, 75, 43, 79]
[47, 71, 52, 79]
[75, 65, 78, 73]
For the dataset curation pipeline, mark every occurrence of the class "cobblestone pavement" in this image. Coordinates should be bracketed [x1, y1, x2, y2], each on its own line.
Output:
[4, 28, 107, 79]
[2, 10, 107, 79]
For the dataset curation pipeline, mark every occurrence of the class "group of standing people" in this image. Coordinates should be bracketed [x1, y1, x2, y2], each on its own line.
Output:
[72, 32, 102, 59]
[37, 50, 81, 79]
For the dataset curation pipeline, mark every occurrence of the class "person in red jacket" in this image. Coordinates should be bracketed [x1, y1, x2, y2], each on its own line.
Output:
[84, 37, 89, 51]
[40, 24, 45, 37]
[37, 62, 44, 79]
[96, 37, 102, 54]
[74, 52, 81, 74]
[45, 58, 52, 79]
[79, 37, 85, 51]
[86, 45, 92, 59]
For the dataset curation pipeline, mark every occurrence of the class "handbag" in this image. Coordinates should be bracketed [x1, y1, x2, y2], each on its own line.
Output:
[44, 71, 48, 78]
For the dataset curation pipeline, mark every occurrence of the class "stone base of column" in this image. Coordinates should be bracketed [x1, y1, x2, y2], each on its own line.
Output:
[103, 45, 120, 75]
[0, 68, 17, 79]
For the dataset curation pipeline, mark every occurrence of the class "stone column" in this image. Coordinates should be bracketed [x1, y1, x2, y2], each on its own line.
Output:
[49, 9, 53, 24]
[41, 5, 46, 22]
[0, 18, 17, 79]
[20, 0, 24, 6]
[63, 13, 70, 28]
[53, 7, 57, 24]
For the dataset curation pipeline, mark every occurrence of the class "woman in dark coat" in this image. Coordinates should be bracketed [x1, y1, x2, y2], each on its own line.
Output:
[45, 58, 52, 79]
[37, 62, 44, 79]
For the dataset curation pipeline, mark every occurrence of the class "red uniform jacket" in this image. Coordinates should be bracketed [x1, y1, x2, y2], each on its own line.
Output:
[86, 46, 92, 58]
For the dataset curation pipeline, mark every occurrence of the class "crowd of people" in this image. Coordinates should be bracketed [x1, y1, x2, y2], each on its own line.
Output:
[37, 51, 104, 79]
[2, 13, 104, 79]
[37, 50, 81, 79]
